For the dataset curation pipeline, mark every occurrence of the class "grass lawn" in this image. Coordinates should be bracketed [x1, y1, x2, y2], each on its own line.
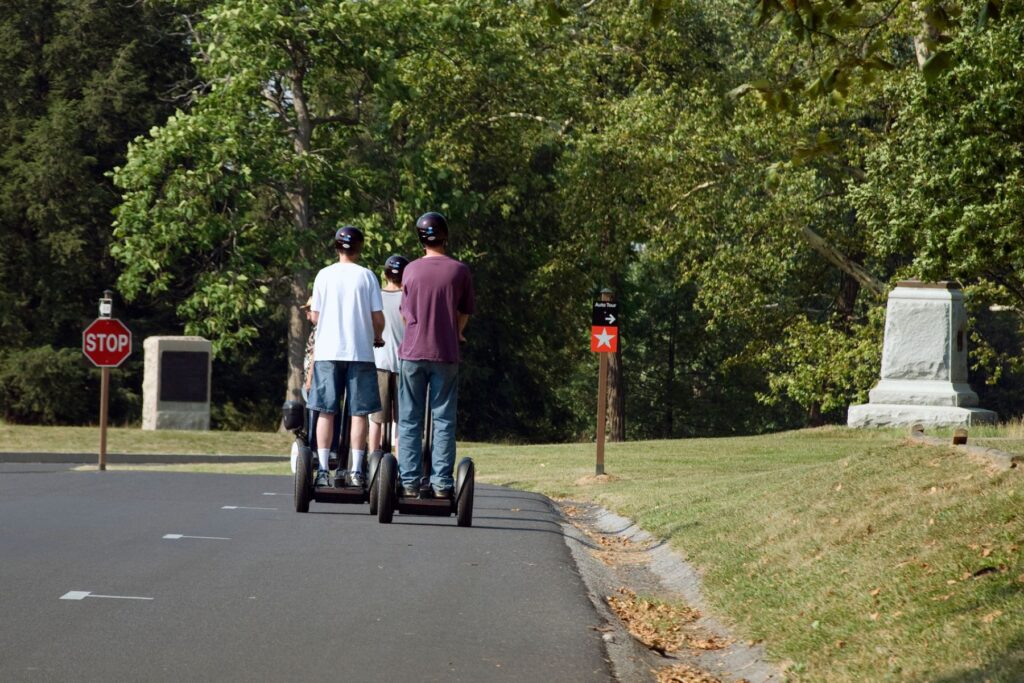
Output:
[6, 422, 1022, 681]
[467, 429, 1023, 682]
[0, 423, 291, 455]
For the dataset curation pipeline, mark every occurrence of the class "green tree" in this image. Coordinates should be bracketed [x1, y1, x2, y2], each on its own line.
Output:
[0, 1, 199, 424]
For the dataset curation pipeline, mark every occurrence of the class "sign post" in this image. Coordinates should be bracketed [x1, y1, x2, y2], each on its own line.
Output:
[591, 289, 618, 476]
[82, 291, 132, 471]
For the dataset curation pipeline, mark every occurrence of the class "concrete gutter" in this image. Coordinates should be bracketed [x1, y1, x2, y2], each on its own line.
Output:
[0, 452, 286, 465]
[907, 428, 1020, 471]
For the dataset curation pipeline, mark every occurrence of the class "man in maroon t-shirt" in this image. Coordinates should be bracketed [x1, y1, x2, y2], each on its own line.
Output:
[396, 212, 475, 498]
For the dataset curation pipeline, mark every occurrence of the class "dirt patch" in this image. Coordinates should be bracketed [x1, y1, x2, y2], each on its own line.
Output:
[575, 473, 619, 486]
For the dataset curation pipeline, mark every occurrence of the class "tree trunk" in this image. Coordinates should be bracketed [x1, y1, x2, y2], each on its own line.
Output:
[912, 2, 942, 69]
[283, 62, 314, 403]
[800, 225, 886, 298]
[836, 274, 861, 324]
[286, 275, 309, 402]
[662, 329, 675, 438]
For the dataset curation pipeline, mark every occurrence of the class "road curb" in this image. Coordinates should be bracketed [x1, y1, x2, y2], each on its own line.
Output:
[907, 431, 1020, 471]
[0, 452, 286, 465]
[554, 499, 783, 683]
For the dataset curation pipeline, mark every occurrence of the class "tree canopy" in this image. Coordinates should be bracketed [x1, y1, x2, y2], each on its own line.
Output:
[2, 0, 1023, 435]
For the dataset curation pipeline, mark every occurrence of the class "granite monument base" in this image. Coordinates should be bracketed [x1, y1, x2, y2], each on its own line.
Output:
[142, 336, 212, 431]
[847, 403, 997, 429]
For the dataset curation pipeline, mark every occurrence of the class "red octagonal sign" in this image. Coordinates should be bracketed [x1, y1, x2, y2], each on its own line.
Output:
[83, 318, 132, 367]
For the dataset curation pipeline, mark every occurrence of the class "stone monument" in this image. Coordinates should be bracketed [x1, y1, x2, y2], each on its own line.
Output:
[848, 281, 997, 428]
[142, 336, 212, 430]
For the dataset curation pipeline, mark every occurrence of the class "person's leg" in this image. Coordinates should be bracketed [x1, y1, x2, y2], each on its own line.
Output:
[368, 369, 387, 451]
[397, 360, 427, 489]
[368, 419, 381, 452]
[427, 362, 459, 493]
[308, 361, 340, 482]
[344, 362, 381, 484]
[350, 415, 368, 471]
[388, 371, 399, 453]
[315, 413, 335, 471]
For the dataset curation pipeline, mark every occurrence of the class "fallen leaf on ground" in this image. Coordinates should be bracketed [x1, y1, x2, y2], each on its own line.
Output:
[982, 610, 1003, 624]
[606, 588, 700, 654]
[653, 664, 724, 683]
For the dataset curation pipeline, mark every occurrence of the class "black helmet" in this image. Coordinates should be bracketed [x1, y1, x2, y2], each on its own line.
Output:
[384, 254, 409, 283]
[334, 225, 364, 252]
[415, 212, 448, 246]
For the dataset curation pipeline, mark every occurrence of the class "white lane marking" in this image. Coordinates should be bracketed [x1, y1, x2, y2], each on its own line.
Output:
[60, 591, 153, 601]
[60, 591, 90, 600]
[262, 492, 289, 496]
[163, 534, 231, 540]
[221, 506, 277, 510]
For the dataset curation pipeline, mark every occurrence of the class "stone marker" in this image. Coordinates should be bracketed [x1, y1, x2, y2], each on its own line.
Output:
[142, 336, 212, 430]
[848, 281, 997, 428]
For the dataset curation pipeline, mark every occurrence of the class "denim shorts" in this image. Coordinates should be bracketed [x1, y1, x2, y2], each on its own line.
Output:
[308, 361, 382, 416]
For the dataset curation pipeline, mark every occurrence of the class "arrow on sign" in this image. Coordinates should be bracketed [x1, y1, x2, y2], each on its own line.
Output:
[605, 313, 616, 325]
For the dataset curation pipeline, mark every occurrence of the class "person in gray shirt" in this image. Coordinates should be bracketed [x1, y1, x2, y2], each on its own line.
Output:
[368, 254, 409, 454]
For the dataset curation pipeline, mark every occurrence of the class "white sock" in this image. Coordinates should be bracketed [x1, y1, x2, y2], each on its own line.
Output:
[317, 448, 330, 472]
[351, 450, 366, 474]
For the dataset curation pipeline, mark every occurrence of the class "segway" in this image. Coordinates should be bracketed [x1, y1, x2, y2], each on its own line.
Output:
[375, 400, 475, 527]
[283, 392, 373, 513]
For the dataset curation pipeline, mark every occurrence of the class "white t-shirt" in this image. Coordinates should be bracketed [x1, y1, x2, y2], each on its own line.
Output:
[311, 262, 383, 362]
[373, 289, 404, 373]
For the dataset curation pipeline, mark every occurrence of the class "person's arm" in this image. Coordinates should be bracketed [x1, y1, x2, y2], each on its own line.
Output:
[372, 310, 385, 346]
[310, 311, 319, 325]
[457, 313, 470, 343]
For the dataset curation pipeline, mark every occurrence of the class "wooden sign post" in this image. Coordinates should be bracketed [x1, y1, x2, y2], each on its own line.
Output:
[591, 289, 618, 476]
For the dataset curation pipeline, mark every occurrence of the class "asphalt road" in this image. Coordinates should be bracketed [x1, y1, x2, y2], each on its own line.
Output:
[0, 464, 611, 682]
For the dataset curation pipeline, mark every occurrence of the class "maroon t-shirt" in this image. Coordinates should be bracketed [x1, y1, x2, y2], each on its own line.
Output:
[399, 255, 475, 364]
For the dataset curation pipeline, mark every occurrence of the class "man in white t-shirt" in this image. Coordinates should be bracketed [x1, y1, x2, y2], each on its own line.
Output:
[308, 226, 385, 488]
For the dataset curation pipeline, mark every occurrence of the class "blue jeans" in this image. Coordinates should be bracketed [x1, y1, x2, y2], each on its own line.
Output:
[398, 360, 459, 490]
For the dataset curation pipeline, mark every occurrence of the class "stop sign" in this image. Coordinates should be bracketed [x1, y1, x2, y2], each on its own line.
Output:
[83, 318, 132, 367]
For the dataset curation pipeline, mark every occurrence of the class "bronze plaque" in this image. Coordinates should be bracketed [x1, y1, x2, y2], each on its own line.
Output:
[159, 351, 209, 403]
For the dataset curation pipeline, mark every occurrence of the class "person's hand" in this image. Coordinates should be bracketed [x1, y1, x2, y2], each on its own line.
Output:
[458, 333, 467, 343]
[373, 337, 385, 348]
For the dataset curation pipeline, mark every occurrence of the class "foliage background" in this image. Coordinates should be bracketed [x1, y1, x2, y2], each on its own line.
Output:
[1, 0, 1023, 439]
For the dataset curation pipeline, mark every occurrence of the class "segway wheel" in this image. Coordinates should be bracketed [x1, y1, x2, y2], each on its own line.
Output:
[377, 453, 397, 524]
[367, 450, 383, 515]
[294, 446, 313, 513]
[455, 457, 475, 528]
